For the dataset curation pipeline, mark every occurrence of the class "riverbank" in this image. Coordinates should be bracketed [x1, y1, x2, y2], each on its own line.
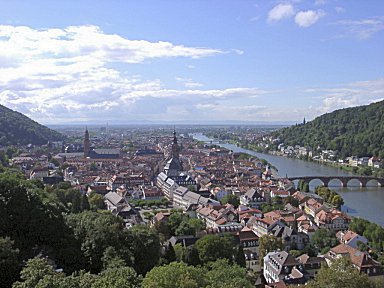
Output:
[219, 137, 384, 179]
[192, 133, 384, 227]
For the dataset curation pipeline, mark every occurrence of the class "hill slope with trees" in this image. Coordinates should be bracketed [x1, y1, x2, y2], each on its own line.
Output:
[272, 100, 384, 158]
[0, 104, 64, 146]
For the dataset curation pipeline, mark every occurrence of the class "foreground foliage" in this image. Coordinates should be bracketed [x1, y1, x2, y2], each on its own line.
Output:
[305, 257, 384, 288]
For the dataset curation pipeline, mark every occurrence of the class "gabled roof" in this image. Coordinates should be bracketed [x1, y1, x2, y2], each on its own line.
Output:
[329, 243, 380, 269]
[104, 192, 124, 206]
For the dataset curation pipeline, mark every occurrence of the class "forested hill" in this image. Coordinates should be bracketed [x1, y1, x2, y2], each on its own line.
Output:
[272, 100, 384, 158]
[0, 104, 64, 146]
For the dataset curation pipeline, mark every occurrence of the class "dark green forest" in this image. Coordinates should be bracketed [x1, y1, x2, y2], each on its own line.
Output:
[272, 100, 384, 158]
[0, 104, 64, 146]
[0, 170, 254, 287]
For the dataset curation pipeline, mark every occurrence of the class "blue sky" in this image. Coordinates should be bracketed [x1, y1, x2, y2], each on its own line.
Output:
[0, 0, 383, 124]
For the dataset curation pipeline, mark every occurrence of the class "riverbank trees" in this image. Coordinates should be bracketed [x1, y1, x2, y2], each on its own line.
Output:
[315, 186, 344, 208]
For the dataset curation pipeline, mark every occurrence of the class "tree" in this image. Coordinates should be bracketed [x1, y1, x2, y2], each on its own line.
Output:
[311, 228, 338, 251]
[129, 225, 160, 276]
[195, 234, 234, 263]
[235, 245, 246, 268]
[0, 173, 83, 274]
[167, 211, 185, 236]
[93, 266, 142, 288]
[164, 244, 176, 264]
[331, 194, 344, 208]
[205, 259, 253, 288]
[142, 262, 205, 288]
[173, 243, 186, 262]
[101, 246, 127, 270]
[65, 211, 132, 273]
[0, 237, 20, 287]
[188, 218, 205, 236]
[13, 257, 57, 288]
[88, 192, 106, 210]
[283, 196, 299, 208]
[306, 257, 375, 288]
[0, 150, 9, 166]
[183, 246, 200, 266]
[221, 194, 240, 208]
[259, 234, 284, 265]
[153, 221, 170, 242]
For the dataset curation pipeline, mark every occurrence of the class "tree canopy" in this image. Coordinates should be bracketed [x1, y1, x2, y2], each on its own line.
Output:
[0, 104, 64, 146]
[272, 100, 384, 158]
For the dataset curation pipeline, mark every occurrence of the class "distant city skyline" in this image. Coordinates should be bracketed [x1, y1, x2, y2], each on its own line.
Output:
[0, 0, 383, 125]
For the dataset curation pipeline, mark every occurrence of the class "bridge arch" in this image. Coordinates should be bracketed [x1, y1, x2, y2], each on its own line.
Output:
[288, 176, 384, 188]
[307, 178, 325, 188]
[327, 178, 345, 187]
[345, 178, 363, 187]
[366, 179, 381, 187]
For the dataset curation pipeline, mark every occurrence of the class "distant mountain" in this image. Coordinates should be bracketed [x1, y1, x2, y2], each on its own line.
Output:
[0, 105, 65, 146]
[272, 100, 384, 158]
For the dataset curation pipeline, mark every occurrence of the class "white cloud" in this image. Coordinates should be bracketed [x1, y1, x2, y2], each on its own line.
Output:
[314, 0, 327, 6]
[0, 25, 223, 66]
[175, 77, 203, 88]
[295, 10, 325, 27]
[1, 24, 263, 123]
[335, 6, 345, 13]
[233, 49, 244, 55]
[304, 78, 384, 114]
[335, 17, 384, 40]
[268, 4, 295, 22]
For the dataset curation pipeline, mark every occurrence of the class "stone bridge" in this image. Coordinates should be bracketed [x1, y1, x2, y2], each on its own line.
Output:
[287, 176, 384, 188]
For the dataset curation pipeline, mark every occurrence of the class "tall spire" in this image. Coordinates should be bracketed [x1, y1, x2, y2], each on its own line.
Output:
[171, 129, 179, 159]
[173, 128, 177, 144]
[84, 127, 90, 158]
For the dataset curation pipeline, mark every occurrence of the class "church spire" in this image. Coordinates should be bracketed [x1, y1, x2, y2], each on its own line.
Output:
[171, 129, 179, 159]
[173, 128, 177, 144]
[84, 127, 90, 157]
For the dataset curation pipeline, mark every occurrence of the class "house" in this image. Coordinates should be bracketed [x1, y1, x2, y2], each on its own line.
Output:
[104, 191, 136, 220]
[264, 251, 306, 285]
[141, 186, 164, 200]
[314, 208, 350, 231]
[297, 215, 318, 238]
[368, 157, 382, 169]
[167, 235, 199, 247]
[240, 188, 265, 208]
[249, 216, 288, 238]
[156, 172, 179, 200]
[237, 226, 259, 253]
[30, 167, 49, 180]
[296, 254, 326, 278]
[270, 225, 309, 251]
[304, 198, 326, 218]
[336, 230, 368, 249]
[196, 204, 241, 231]
[151, 212, 171, 226]
[210, 186, 228, 201]
[325, 243, 382, 276]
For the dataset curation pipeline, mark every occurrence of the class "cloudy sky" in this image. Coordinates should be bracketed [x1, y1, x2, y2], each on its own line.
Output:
[0, 0, 383, 124]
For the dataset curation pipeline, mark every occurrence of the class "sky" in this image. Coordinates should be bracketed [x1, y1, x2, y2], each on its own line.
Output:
[0, 0, 383, 125]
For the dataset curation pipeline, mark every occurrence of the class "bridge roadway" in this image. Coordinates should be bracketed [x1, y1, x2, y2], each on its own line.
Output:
[287, 176, 384, 188]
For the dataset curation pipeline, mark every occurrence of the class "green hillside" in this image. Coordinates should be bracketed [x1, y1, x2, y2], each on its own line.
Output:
[0, 105, 64, 146]
[272, 100, 384, 158]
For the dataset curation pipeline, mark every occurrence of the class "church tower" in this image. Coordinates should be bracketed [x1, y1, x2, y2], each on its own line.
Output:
[163, 129, 182, 176]
[171, 129, 180, 160]
[84, 127, 90, 157]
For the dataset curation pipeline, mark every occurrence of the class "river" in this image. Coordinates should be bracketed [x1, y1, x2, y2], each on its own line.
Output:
[192, 133, 384, 227]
